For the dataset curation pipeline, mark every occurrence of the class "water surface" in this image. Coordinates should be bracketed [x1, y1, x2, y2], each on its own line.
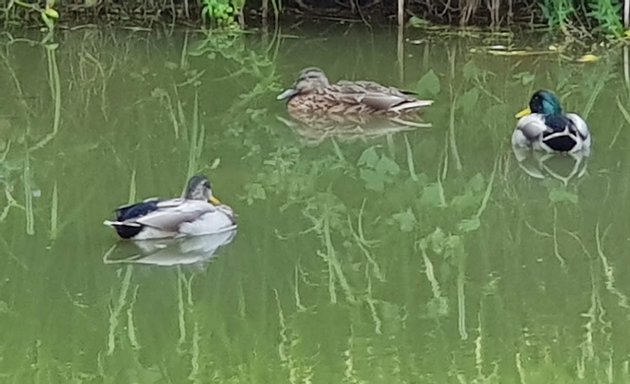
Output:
[1, 25, 630, 383]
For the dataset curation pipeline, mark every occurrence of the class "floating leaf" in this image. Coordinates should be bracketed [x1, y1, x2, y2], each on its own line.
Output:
[392, 209, 417, 232]
[416, 70, 440, 96]
[456, 88, 480, 115]
[360, 169, 385, 192]
[375, 155, 400, 176]
[358, 146, 379, 168]
[549, 188, 578, 204]
[458, 217, 480, 233]
[451, 190, 477, 212]
[462, 60, 480, 81]
[420, 183, 445, 207]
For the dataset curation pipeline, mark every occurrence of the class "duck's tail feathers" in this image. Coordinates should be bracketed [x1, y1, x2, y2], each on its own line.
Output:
[104, 220, 143, 239]
[104, 220, 141, 228]
[391, 99, 434, 113]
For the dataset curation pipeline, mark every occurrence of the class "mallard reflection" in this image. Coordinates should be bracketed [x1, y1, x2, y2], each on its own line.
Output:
[103, 229, 237, 267]
[512, 145, 588, 186]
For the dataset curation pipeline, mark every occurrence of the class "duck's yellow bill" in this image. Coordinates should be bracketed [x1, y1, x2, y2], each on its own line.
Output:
[209, 196, 221, 205]
[515, 107, 531, 118]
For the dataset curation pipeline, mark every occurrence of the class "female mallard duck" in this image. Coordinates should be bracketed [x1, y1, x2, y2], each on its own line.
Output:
[104, 175, 236, 240]
[513, 90, 591, 154]
[277, 67, 433, 117]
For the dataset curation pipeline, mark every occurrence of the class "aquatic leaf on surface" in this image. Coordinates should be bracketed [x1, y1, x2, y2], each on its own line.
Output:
[416, 70, 440, 96]
[420, 183, 445, 208]
[375, 156, 400, 177]
[357, 146, 380, 168]
[462, 60, 480, 81]
[549, 187, 578, 204]
[360, 169, 386, 192]
[391, 208, 417, 232]
[457, 217, 481, 233]
[456, 88, 480, 115]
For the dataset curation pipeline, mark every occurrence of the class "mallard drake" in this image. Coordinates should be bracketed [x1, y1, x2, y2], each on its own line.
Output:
[513, 90, 591, 154]
[104, 175, 236, 240]
[277, 67, 433, 117]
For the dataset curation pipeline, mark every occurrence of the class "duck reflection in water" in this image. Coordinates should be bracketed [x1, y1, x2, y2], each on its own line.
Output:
[276, 115, 430, 146]
[512, 145, 588, 186]
[103, 229, 237, 268]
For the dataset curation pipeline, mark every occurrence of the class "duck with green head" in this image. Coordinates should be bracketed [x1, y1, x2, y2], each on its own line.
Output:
[513, 90, 591, 154]
[277, 67, 433, 119]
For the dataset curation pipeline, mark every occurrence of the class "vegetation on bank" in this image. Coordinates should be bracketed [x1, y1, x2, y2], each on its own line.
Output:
[1, 0, 630, 38]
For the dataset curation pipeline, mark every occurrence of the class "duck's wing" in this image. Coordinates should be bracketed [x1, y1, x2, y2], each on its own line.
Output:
[565, 113, 590, 140]
[330, 82, 433, 113]
[114, 198, 160, 221]
[515, 114, 550, 141]
[131, 199, 216, 232]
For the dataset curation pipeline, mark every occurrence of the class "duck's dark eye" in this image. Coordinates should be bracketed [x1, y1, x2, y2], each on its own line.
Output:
[204, 181, 211, 188]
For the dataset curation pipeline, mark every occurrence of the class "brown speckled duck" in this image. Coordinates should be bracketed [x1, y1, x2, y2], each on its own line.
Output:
[277, 67, 433, 118]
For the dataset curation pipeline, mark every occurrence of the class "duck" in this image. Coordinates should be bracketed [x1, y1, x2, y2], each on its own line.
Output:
[513, 90, 591, 154]
[104, 175, 236, 240]
[276, 67, 433, 118]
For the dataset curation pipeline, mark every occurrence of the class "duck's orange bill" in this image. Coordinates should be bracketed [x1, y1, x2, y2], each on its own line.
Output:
[209, 196, 221, 205]
[515, 107, 531, 118]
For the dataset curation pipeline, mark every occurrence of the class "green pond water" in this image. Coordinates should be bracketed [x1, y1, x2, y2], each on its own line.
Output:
[1, 25, 630, 383]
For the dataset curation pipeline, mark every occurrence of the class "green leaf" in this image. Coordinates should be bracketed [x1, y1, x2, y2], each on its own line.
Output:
[358, 146, 379, 168]
[420, 183, 445, 207]
[456, 88, 480, 115]
[549, 188, 578, 204]
[375, 155, 400, 176]
[360, 169, 385, 192]
[458, 217, 480, 232]
[462, 60, 480, 81]
[392, 208, 417, 232]
[416, 70, 440, 96]
[450, 190, 476, 211]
